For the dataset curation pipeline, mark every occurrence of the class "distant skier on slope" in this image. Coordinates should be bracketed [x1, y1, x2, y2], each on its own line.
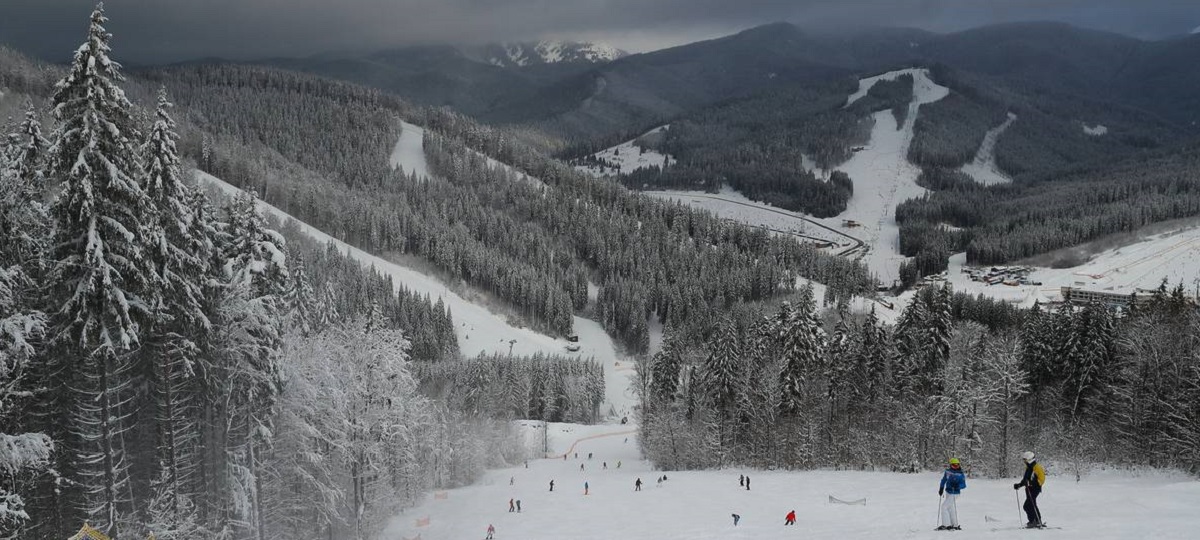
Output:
[635, 478, 642, 491]
[937, 457, 966, 531]
[508, 498, 515, 512]
[549, 480, 555, 491]
[1014, 451, 1046, 528]
[584, 481, 589, 495]
[732, 513, 741, 526]
[785, 510, 796, 525]
[744, 475, 750, 490]
[739, 474, 744, 487]
[516, 500, 522, 513]
[486, 524, 495, 539]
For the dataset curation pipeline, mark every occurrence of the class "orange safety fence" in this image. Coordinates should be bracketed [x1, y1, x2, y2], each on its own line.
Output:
[548, 428, 638, 459]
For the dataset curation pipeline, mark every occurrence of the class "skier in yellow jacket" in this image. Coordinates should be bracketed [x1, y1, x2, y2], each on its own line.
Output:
[1013, 451, 1046, 528]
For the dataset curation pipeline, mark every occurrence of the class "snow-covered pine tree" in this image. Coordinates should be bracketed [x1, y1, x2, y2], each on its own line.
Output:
[139, 86, 208, 537]
[4, 100, 48, 193]
[0, 128, 53, 540]
[42, 5, 156, 535]
[210, 191, 289, 539]
[777, 289, 825, 417]
[649, 331, 682, 407]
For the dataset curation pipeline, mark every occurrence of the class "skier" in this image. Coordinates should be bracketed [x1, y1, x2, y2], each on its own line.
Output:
[663, 474, 668, 481]
[524, 460, 529, 469]
[486, 524, 495, 539]
[937, 457, 966, 530]
[574, 453, 578, 459]
[603, 462, 608, 470]
[584, 481, 589, 495]
[785, 510, 797, 526]
[563, 454, 567, 461]
[1014, 451, 1046, 528]
[739, 474, 744, 487]
[580, 463, 585, 471]
[732, 513, 741, 526]
[635, 478, 643, 491]
[516, 500, 522, 513]
[744, 475, 750, 491]
[549, 480, 555, 492]
[509, 476, 514, 486]
[657, 476, 663, 487]
[508, 498, 515, 512]
[588, 452, 593, 460]
[617, 461, 622, 468]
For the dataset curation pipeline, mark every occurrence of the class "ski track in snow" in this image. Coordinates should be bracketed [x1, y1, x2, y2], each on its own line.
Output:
[192, 169, 633, 414]
[960, 112, 1016, 186]
[392, 120, 547, 190]
[384, 420, 1200, 540]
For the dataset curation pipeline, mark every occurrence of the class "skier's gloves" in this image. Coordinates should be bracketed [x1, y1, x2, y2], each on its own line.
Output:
[938, 489, 944, 496]
[1013, 483, 1021, 490]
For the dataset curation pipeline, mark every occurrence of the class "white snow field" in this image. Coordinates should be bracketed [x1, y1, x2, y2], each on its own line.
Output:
[645, 186, 858, 249]
[942, 223, 1200, 307]
[192, 170, 632, 412]
[383, 395, 1200, 540]
[576, 125, 676, 177]
[959, 113, 1016, 186]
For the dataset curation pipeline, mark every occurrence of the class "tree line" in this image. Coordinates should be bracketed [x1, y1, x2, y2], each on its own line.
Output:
[639, 282, 1200, 478]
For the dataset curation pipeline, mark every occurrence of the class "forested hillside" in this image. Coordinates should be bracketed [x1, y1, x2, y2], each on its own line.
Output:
[641, 283, 1200, 475]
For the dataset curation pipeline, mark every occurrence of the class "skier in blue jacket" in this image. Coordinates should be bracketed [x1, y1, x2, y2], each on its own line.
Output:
[937, 457, 967, 530]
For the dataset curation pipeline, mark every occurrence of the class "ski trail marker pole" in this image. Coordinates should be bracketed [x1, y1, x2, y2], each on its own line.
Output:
[937, 494, 943, 528]
[1015, 489, 1022, 524]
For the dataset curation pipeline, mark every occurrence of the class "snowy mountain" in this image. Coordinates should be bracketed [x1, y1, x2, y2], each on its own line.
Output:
[474, 40, 627, 67]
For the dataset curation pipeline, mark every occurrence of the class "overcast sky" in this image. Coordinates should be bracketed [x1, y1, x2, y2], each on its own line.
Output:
[2, 0, 1197, 64]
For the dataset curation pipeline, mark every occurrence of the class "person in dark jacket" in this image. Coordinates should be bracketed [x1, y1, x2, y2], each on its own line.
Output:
[732, 513, 741, 526]
[508, 498, 515, 512]
[937, 457, 967, 530]
[635, 478, 642, 491]
[1014, 451, 1046, 528]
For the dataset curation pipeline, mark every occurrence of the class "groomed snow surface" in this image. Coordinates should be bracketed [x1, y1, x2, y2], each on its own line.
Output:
[575, 125, 675, 177]
[383, 420, 1200, 540]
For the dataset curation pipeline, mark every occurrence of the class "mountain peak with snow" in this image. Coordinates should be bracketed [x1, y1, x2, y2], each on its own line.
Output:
[474, 40, 627, 68]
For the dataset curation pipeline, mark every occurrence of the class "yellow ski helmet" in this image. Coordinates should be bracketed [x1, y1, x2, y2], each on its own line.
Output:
[949, 457, 961, 465]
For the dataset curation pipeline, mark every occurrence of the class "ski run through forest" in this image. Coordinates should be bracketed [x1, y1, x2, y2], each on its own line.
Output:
[2, 4, 1200, 540]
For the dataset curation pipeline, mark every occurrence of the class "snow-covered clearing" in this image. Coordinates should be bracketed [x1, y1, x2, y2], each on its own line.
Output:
[645, 186, 856, 249]
[943, 223, 1200, 307]
[575, 125, 675, 177]
[1082, 123, 1108, 136]
[960, 113, 1016, 186]
[192, 169, 631, 411]
[384, 407, 1200, 540]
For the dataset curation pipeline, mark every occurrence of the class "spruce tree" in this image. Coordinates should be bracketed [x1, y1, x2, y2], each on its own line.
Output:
[43, 5, 156, 535]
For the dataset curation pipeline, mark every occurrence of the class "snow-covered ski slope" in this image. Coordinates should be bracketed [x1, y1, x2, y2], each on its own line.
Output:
[575, 125, 675, 177]
[384, 410, 1200, 540]
[192, 169, 632, 413]
[819, 68, 949, 284]
[393, 120, 546, 189]
[943, 223, 1200, 306]
[960, 112, 1016, 186]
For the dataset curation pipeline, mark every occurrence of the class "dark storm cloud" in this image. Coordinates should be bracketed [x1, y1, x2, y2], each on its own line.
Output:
[1, 0, 1196, 64]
